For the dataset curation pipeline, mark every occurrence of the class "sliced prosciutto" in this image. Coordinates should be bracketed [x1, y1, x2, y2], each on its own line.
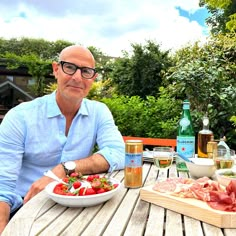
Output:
[153, 177, 236, 212]
[207, 181, 236, 212]
[152, 177, 193, 193]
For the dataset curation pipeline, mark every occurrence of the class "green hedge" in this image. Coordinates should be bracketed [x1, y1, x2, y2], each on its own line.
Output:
[101, 94, 180, 139]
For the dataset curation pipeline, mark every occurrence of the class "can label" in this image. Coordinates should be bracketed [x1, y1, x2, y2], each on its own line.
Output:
[125, 153, 142, 167]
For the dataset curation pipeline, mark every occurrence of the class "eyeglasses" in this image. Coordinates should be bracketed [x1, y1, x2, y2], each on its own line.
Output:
[59, 61, 96, 79]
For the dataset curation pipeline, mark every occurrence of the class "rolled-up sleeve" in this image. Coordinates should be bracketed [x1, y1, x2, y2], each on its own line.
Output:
[0, 109, 25, 212]
[94, 102, 125, 171]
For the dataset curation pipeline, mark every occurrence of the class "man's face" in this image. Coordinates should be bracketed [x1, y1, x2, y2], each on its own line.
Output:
[52, 48, 97, 103]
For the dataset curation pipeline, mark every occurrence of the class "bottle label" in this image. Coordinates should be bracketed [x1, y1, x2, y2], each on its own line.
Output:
[177, 136, 195, 158]
[179, 118, 191, 132]
[180, 118, 190, 127]
[125, 153, 142, 167]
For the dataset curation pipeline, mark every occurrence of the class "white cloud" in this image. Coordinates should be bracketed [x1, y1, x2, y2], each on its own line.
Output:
[0, 0, 209, 57]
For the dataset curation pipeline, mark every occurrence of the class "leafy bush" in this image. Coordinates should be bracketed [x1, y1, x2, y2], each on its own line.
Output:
[101, 91, 180, 138]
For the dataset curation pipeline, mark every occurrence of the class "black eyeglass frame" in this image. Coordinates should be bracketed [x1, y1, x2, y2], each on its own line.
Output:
[58, 61, 97, 79]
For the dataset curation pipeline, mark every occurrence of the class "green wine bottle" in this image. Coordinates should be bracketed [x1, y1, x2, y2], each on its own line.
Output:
[176, 100, 195, 172]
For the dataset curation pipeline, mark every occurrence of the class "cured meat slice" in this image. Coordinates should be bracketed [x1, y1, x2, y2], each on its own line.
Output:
[152, 177, 236, 212]
[152, 177, 193, 193]
[207, 181, 236, 212]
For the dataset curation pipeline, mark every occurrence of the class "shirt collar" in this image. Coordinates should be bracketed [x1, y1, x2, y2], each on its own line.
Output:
[46, 91, 89, 118]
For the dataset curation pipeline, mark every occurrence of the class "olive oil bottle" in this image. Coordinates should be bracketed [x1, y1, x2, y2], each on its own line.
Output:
[197, 114, 213, 158]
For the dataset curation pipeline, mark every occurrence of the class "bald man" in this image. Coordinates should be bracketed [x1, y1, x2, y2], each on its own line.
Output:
[0, 45, 125, 232]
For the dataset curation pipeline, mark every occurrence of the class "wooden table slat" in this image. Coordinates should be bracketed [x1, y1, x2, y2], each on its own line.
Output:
[165, 210, 183, 236]
[202, 222, 224, 236]
[144, 204, 165, 236]
[31, 206, 82, 236]
[123, 198, 149, 236]
[183, 216, 204, 236]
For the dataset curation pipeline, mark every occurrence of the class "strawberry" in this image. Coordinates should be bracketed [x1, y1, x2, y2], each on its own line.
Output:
[103, 183, 113, 192]
[96, 188, 106, 194]
[53, 183, 68, 195]
[87, 174, 100, 182]
[70, 172, 80, 178]
[85, 188, 97, 195]
[73, 181, 82, 189]
[70, 172, 83, 179]
[93, 174, 100, 179]
[86, 175, 94, 182]
[62, 177, 69, 183]
[91, 179, 102, 190]
[113, 183, 119, 189]
[79, 187, 96, 196]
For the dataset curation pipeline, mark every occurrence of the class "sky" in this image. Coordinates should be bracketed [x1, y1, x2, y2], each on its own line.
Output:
[0, 0, 210, 57]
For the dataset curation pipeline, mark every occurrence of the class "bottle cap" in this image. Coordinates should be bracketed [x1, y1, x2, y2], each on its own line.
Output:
[203, 116, 209, 126]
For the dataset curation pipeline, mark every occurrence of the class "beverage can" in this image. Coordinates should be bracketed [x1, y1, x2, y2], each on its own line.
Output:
[124, 140, 143, 188]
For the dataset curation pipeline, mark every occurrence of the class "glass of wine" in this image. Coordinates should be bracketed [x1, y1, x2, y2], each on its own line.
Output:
[153, 147, 174, 181]
[214, 149, 235, 169]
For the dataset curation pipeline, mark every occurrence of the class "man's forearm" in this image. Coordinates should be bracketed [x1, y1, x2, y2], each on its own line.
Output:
[52, 153, 109, 179]
[75, 153, 109, 174]
[0, 202, 10, 234]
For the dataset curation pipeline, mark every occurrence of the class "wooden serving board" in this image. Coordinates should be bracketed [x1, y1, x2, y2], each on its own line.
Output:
[140, 185, 236, 228]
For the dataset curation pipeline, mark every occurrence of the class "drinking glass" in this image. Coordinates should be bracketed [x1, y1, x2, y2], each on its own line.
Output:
[214, 149, 235, 169]
[153, 147, 174, 181]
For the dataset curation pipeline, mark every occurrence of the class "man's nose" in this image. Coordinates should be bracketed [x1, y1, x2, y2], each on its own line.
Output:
[72, 69, 83, 81]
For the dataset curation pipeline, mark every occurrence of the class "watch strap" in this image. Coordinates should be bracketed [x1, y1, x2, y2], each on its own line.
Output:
[61, 161, 77, 176]
[61, 162, 69, 175]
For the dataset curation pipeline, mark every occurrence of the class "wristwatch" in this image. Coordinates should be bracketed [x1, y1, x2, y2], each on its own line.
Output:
[61, 161, 76, 176]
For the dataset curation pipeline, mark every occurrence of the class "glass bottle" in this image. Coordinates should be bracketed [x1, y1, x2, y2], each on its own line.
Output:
[217, 136, 230, 151]
[215, 137, 233, 169]
[197, 114, 213, 158]
[176, 100, 195, 172]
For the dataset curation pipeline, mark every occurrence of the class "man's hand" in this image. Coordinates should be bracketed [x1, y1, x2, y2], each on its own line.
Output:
[23, 176, 53, 204]
[23, 164, 65, 204]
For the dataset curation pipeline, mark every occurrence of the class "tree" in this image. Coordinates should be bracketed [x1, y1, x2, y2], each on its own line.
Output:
[3, 52, 52, 97]
[0, 37, 73, 60]
[200, 0, 236, 34]
[165, 34, 236, 146]
[110, 40, 173, 98]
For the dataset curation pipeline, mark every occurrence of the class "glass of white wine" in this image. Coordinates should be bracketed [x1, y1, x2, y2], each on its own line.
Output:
[153, 147, 174, 181]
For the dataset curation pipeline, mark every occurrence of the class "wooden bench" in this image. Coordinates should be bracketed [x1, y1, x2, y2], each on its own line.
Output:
[123, 136, 177, 149]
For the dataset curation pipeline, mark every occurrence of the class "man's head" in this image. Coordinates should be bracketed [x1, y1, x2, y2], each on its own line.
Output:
[52, 45, 98, 105]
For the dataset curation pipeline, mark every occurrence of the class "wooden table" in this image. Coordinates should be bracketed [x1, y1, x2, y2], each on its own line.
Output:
[2, 162, 236, 236]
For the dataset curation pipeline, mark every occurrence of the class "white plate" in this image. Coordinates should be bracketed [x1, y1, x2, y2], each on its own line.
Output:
[143, 151, 153, 158]
[45, 178, 121, 207]
[143, 151, 154, 162]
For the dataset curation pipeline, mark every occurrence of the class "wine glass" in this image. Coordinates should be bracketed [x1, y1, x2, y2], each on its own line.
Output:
[214, 149, 235, 169]
[153, 147, 174, 181]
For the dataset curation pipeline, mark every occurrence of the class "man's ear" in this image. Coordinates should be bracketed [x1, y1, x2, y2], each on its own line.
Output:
[52, 62, 59, 78]
[93, 72, 99, 81]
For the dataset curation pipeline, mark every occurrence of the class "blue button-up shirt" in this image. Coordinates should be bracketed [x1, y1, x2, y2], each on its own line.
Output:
[0, 92, 125, 212]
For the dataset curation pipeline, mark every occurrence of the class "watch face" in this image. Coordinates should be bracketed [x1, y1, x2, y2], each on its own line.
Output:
[65, 161, 76, 170]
